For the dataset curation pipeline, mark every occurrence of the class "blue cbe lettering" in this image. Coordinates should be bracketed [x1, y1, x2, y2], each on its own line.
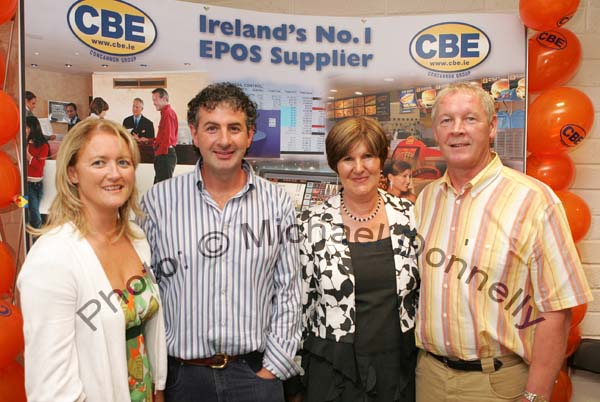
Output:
[74, 5, 145, 43]
[415, 33, 480, 59]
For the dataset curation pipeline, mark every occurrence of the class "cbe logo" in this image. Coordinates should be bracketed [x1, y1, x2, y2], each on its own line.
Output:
[0, 303, 12, 317]
[560, 124, 586, 147]
[67, 0, 157, 56]
[409, 22, 491, 73]
[536, 31, 568, 50]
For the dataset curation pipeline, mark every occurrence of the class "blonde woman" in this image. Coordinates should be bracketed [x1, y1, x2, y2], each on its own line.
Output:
[18, 119, 167, 402]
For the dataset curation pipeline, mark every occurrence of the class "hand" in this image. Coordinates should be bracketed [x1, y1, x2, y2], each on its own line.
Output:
[154, 390, 165, 402]
[49, 134, 57, 141]
[256, 367, 277, 380]
[287, 394, 303, 402]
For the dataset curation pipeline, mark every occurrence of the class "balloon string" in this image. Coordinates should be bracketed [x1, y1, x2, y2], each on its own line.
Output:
[3, 18, 15, 92]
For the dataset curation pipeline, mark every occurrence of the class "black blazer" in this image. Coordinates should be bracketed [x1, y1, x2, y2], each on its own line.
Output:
[122, 115, 155, 138]
[67, 116, 81, 131]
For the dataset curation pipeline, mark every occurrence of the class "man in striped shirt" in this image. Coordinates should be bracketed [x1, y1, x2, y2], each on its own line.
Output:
[140, 82, 302, 402]
[414, 83, 592, 402]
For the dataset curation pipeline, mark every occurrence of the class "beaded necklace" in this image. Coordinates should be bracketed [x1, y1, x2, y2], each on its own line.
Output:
[340, 192, 382, 222]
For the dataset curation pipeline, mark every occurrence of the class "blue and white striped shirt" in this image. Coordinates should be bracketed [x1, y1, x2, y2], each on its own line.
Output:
[139, 161, 302, 379]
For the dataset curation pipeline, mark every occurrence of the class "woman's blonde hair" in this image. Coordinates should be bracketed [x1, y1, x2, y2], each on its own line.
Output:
[30, 118, 142, 240]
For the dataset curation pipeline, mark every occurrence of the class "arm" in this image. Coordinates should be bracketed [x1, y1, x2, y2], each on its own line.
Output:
[17, 244, 86, 402]
[261, 195, 302, 380]
[521, 309, 571, 401]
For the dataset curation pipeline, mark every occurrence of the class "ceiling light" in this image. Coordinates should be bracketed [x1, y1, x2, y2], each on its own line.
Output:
[101, 64, 109, 68]
[383, 77, 395, 82]
[329, 89, 337, 93]
[328, 96, 335, 100]
[30, 63, 38, 68]
[75, 52, 79, 56]
[354, 91, 363, 95]
[140, 64, 148, 67]
[34, 51, 39, 56]
[65, 63, 72, 68]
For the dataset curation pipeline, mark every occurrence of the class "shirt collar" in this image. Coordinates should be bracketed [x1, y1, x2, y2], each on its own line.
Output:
[195, 158, 256, 195]
[440, 152, 503, 196]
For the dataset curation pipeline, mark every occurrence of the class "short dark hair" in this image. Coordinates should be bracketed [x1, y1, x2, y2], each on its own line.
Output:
[66, 103, 77, 111]
[25, 91, 36, 101]
[152, 88, 169, 101]
[187, 82, 257, 130]
[383, 159, 412, 177]
[325, 117, 389, 173]
[89, 97, 109, 115]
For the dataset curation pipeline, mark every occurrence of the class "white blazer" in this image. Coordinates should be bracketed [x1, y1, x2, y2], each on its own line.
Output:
[18, 223, 167, 402]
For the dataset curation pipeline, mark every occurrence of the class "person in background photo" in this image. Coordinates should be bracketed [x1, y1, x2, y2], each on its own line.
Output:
[25, 116, 49, 229]
[89, 97, 109, 119]
[295, 116, 419, 402]
[66, 102, 81, 131]
[123, 98, 155, 143]
[415, 82, 592, 402]
[25, 90, 37, 117]
[151, 88, 178, 183]
[383, 159, 416, 203]
[18, 118, 167, 402]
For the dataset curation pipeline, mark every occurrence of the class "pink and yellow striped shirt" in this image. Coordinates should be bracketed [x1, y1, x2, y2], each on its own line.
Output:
[415, 154, 592, 362]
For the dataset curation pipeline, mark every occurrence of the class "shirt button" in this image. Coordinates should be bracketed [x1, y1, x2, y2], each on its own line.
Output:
[443, 283, 448, 289]
[443, 313, 447, 318]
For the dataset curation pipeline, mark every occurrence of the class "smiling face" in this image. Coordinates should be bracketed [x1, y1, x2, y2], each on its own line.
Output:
[433, 90, 497, 186]
[388, 168, 411, 194]
[67, 130, 135, 217]
[336, 141, 382, 201]
[132, 100, 143, 117]
[190, 104, 254, 181]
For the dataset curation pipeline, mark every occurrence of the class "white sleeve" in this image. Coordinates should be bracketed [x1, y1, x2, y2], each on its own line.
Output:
[17, 244, 86, 402]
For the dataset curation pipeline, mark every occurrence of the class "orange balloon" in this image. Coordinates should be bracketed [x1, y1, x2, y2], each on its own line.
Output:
[0, 0, 18, 25]
[550, 370, 572, 402]
[527, 87, 594, 155]
[570, 303, 587, 329]
[528, 28, 581, 93]
[526, 153, 574, 191]
[0, 301, 24, 369]
[565, 326, 581, 357]
[0, 361, 26, 402]
[556, 191, 591, 243]
[0, 242, 15, 296]
[0, 91, 19, 146]
[0, 151, 20, 208]
[520, 0, 580, 31]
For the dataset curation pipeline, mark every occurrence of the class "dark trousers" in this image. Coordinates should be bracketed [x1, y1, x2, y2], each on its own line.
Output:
[165, 355, 284, 402]
[27, 181, 43, 228]
[154, 147, 177, 183]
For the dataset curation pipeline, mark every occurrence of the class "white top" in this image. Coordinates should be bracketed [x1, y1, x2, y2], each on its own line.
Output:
[18, 222, 167, 402]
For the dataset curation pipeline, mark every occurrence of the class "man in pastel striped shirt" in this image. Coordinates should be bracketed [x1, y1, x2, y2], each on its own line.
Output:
[140, 82, 302, 402]
[414, 83, 592, 402]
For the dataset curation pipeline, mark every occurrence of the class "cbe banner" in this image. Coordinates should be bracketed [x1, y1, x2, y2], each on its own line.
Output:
[31, 1, 526, 159]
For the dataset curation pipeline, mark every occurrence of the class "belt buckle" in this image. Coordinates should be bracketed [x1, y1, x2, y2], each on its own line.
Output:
[442, 357, 450, 368]
[210, 353, 229, 369]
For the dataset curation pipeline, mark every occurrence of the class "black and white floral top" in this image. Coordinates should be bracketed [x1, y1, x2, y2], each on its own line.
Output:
[298, 189, 420, 343]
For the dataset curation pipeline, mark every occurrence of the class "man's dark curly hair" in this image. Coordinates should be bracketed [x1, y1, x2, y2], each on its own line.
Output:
[187, 82, 257, 130]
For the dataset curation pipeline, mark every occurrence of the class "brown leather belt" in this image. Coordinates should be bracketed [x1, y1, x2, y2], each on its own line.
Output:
[174, 351, 262, 369]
